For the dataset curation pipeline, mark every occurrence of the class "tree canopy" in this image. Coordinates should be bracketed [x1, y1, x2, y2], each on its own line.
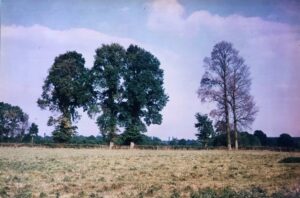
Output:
[91, 43, 126, 143]
[195, 113, 215, 148]
[254, 130, 267, 146]
[120, 45, 169, 144]
[277, 133, 295, 148]
[0, 102, 29, 141]
[37, 51, 92, 142]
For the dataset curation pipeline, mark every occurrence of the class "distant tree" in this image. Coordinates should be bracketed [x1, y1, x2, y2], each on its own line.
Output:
[195, 113, 215, 148]
[239, 132, 261, 147]
[254, 130, 267, 146]
[228, 53, 258, 150]
[120, 45, 168, 144]
[37, 51, 92, 142]
[140, 135, 164, 146]
[28, 123, 39, 144]
[0, 102, 29, 142]
[91, 44, 126, 143]
[277, 133, 295, 148]
[178, 139, 187, 145]
[198, 41, 238, 150]
[169, 138, 179, 146]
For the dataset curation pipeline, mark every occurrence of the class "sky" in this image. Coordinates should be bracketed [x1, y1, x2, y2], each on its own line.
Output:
[1, 0, 300, 139]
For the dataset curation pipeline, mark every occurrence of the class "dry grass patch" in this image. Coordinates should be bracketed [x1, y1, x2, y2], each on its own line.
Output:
[0, 148, 299, 197]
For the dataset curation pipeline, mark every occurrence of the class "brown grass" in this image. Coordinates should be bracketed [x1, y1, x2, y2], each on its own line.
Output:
[0, 148, 299, 197]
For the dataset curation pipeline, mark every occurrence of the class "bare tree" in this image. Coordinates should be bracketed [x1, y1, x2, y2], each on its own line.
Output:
[198, 41, 238, 150]
[228, 57, 258, 149]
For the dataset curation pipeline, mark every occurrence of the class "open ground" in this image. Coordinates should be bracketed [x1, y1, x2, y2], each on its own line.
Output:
[0, 148, 299, 197]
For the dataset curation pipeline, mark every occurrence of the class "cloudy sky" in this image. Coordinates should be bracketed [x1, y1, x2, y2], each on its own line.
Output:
[1, 0, 300, 139]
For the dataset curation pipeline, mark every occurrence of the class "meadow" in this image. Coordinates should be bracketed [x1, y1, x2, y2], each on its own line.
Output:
[0, 148, 299, 197]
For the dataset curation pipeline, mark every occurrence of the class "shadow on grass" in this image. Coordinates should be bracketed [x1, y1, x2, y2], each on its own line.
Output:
[279, 157, 300, 163]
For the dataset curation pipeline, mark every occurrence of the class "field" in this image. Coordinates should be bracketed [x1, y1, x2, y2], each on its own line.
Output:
[0, 148, 299, 197]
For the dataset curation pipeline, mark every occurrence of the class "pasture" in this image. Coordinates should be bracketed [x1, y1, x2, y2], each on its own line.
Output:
[0, 148, 299, 197]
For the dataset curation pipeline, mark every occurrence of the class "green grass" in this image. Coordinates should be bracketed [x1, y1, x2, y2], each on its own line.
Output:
[0, 148, 299, 197]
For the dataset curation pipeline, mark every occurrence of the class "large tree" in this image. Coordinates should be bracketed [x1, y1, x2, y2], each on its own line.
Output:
[37, 51, 92, 142]
[227, 50, 258, 149]
[0, 102, 29, 142]
[198, 41, 237, 150]
[195, 113, 215, 148]
[91, 43, 126, 143]
[120, 45, 168, 144]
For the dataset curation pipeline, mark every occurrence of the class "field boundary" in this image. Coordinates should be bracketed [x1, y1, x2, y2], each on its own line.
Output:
[0, 142, 299, 152]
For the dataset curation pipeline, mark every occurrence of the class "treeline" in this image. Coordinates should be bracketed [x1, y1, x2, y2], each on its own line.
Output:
[1, 128, 299, 150]
[1, 41, 299, 149]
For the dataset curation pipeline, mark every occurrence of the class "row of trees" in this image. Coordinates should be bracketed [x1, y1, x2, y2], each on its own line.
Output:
[197, 41, 258, 150]
[194, 112, 299, 148]
[37, 44, 168, 144]
[0, 102, 38, 143]
[0, 100, 298, 148]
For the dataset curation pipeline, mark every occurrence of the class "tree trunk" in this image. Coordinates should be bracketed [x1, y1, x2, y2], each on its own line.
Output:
[225, 110, 231, 150]
[234, 119, 238, 150]
[224, 82, 231, 150]
[232, 96, 238, 150]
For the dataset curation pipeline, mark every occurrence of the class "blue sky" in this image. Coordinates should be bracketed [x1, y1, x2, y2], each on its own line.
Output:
[1, 0, 300, 139]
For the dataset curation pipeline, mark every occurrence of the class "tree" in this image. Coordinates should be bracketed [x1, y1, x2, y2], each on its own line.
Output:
[0, 102, 29, 142]
[51, 115, 78, 143]
[28, 123, 39, 144]
[195, 113, 215, 148]
[198, 41, 237, 150]
[277, 133, 295, 148]
[91, 44, 126, 143]
[239, 131, 261, 147]
[120, 45, 168, 144]
[37, 51, 92, 142]
[227, 48, 258, 150]
[254, 130, 267, 146]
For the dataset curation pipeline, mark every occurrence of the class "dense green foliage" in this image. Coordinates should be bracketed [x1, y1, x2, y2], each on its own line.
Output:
[194, 113, 215, 147]
[277, 133, 295, 148]
[254, 130, 268, 146]
[91, 44, 126, 143]
[37, 51, 92, 142]
[0, 102, 29, 141]
[37, 45, 168, 144]
[120, 45, 168, 144]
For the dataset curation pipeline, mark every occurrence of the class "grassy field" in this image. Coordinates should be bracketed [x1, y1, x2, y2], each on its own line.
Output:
[0, 148, 299, 197]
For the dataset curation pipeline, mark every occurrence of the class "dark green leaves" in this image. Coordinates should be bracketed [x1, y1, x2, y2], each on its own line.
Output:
[38, 44, 168, 144]
[37, 51, 91, 142]
[194, 113, 215, 147]
[91, 44, 126, 142]
[0, 102, 29, 140]
[91, 44, 168, 144]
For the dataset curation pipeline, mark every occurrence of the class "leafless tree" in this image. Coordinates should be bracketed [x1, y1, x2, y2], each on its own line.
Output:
[198, 41, 238, 150]
[228, 57, 258, 149]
